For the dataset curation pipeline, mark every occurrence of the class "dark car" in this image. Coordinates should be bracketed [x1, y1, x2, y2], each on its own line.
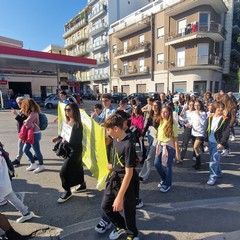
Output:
[146, 92, 160, 100]
[110, 92, 127, 103]
[82, 93, 97, 100]
[127, 93, 148, 106]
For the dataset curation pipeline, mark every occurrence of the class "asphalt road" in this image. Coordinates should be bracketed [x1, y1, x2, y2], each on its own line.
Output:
[0, 100, 240, 240]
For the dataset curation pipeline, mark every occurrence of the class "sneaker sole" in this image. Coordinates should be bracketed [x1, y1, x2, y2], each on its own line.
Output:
[72, 188, 87, 193]
[94, 222, 112, 233]
[16, 212, 33, 223]
[57, 194, 72, 203]
[109, 229, 126, 240]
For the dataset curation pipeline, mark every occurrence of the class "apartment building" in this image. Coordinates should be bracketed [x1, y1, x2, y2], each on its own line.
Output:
[228, 0, 240, 90]
[63, 0, 154, 95]
[109, 0, 234, 95]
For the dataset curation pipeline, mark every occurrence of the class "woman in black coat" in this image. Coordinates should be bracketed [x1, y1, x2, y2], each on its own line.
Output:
[52, 102, 86, 203]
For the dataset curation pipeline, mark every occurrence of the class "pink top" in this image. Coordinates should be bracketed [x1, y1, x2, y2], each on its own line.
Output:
[24, 112, 40, 132]
[131, 115, 144, 133]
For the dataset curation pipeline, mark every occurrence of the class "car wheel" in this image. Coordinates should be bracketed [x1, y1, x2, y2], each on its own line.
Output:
[46, 103, 53, 109]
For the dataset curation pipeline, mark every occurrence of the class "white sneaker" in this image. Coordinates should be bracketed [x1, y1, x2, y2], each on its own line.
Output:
[16, 211, 33, 223]
[33, 165, 45, 174]
[230, 136, 236, 141]
[109, 228, 126, 240]
[26, 163, 38, 171]
[221, 149, 229, 156]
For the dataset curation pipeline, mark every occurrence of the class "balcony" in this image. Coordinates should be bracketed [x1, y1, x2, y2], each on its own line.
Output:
[231, 43, 240, 60]
[63, 18, 88, 39]
[115, 41, 150, 59]
[117, 65, 150, 78]
[75, 33, 88, 44]
[91, 39, 107, 52]
[97, 56, 108, 65]
[165, 22, 226, 46]
[169, 55, 224, 72]
[74, 47, 90, 57]
[87, 0, 96, 5]
[88, 4, 107, 22]
[232, 20, 240, 35]
[91, 73, 109, 81]
[165, 0, 227, 16]
[64, 39, 75, 49]
[78, 75, 91, 82]
[111, 16, 150, 39]
[89, 22, 107, 37]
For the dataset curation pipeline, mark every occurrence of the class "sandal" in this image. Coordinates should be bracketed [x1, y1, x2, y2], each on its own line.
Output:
[175, 159, 183, 164]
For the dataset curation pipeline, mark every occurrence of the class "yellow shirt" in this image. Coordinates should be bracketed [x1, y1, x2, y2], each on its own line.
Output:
[157, 120, 178, 142]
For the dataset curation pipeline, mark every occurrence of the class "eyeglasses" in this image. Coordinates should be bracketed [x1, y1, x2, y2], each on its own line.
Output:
[64, 108, 72, 112]
[102, 99, 110, 102]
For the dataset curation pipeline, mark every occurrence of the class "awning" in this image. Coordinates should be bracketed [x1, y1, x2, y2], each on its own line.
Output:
[0, 45, 97, 74]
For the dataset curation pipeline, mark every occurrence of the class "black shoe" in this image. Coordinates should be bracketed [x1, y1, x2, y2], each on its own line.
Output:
[12, 159, 20, 167]
[192, 163, 201, 170]
[74, 182, 86, 192]
[139, 177, 146, 183]
[57, 191, 72, 203]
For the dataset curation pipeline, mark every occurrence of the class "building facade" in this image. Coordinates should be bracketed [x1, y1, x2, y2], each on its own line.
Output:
[109, 0, 234, 95]
[63, 0, 154, 95]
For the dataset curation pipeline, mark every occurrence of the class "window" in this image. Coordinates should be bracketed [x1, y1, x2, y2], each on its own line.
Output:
[197, 43, 209, 64]
[157, 53, 164, 64]
[157, 27, 164, 38]
[113, 63, 118, 71]
[139, 34, 144, 43]
[176, 47, 185, 67]
[112, 45, 117, 53]
[123, 61, 128, 74]
[178, 19, 186, 35]
[199, 13, 210, 27]
[123, 41, 128, 53]
[139, 58, 144, 72]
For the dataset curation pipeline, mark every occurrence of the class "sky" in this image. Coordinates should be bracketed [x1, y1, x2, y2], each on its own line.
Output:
[0, 0, 88, 51]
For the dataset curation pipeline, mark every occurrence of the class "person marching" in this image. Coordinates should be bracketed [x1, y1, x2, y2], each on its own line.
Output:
[154, 106, 180, 193]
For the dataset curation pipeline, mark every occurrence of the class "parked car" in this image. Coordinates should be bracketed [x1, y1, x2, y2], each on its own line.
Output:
[146, 92, 160, 100]
[110, 92, 127, 103]
[127, 93, 148, 106]
[82, 93, 97, 100]
[44, 94, 77, 109]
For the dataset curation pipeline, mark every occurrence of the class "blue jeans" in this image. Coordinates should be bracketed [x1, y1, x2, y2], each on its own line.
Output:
[154, 145, 175, 187]
[23, 132, 43, 165]
[208, 142, 222, 180]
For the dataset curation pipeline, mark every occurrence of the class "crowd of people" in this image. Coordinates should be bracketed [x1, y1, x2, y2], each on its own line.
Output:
[0, 89, 238, 240]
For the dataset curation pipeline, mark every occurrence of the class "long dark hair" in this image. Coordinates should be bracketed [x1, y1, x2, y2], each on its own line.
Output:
[149, 100, 161, 124]
[65, 102, 81, 124]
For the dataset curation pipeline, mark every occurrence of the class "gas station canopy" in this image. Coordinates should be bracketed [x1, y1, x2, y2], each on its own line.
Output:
[0, 45, 97, 74]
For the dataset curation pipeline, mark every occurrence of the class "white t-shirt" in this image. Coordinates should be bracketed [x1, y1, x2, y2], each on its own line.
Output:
[0, 151, 12, 198]
[209, 116, 222, 143]
[190, 111, 207, 137]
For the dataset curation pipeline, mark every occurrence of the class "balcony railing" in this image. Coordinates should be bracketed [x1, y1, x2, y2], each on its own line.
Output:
[64, 39, 75, 49]
[74, 47, 90, 57]
[63, 18, 88, 38]
[97, 56, 108, 65]
[232, 43, 240, 57]
[75, 33, 88, 43]
[115, 41, 150, 58]
[91, 39, 107, 51]
[170, 55, 224, 69]
[87, 0, 96, 5]
[78, 75, 91, 82]
[88, 4, 107, 22]
[89, 22, 108, 36]
[166, 22, 226, 45]
[117, 66, 150, 77]
[91, 73, 109, 81]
